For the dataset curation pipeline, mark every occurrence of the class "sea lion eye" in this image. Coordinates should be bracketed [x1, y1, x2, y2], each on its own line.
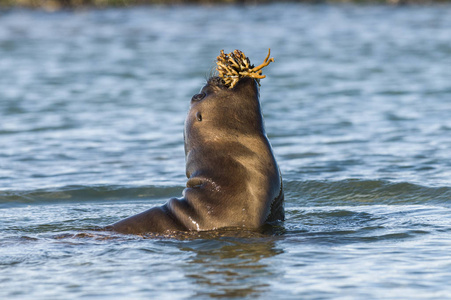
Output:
[196, 112, 202, 122]
[191, 93, 206, 102]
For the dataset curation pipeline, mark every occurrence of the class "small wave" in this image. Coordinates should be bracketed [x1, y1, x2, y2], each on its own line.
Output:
[284, 179, 451, 206]
[0, 185, 184, 207]
[2, 180, 449, 208]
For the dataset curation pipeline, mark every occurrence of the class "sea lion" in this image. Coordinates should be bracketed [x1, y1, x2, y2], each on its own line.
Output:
[107, 76, 284, 234]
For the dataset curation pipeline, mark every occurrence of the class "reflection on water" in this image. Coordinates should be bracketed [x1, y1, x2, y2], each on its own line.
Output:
[181, 235, 283, 298]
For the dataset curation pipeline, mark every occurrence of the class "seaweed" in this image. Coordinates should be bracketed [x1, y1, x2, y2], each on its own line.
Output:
[216, 48, 274, 89]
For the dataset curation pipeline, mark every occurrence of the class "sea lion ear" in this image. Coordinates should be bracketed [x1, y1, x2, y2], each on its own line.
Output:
[232, 77, 259, 98]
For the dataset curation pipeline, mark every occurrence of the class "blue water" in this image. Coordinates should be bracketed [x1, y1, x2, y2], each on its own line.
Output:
[1, 4, 451, 299]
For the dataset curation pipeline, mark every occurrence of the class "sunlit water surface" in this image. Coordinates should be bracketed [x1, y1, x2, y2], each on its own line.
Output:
[1, 4, 451, 299]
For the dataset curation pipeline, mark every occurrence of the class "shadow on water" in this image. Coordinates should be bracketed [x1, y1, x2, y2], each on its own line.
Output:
[178, 233, 284, 298]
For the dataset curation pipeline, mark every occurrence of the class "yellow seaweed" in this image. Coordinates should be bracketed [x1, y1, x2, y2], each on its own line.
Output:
[216, 48, 274, 88]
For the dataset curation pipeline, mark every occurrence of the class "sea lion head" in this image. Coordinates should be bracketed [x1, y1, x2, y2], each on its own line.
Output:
[184, 76, 265, 159]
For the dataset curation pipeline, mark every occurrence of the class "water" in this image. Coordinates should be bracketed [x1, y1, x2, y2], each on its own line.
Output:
[1, 3, 451, 299]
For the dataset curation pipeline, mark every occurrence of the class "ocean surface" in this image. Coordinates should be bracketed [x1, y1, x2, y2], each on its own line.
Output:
[1, 3, 451, 299]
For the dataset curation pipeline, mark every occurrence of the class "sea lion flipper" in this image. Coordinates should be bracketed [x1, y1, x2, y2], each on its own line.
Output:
[107, 204, 186, 234]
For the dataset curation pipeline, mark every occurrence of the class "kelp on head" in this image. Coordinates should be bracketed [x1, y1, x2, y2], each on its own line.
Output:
[215, 49, 275, 89]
